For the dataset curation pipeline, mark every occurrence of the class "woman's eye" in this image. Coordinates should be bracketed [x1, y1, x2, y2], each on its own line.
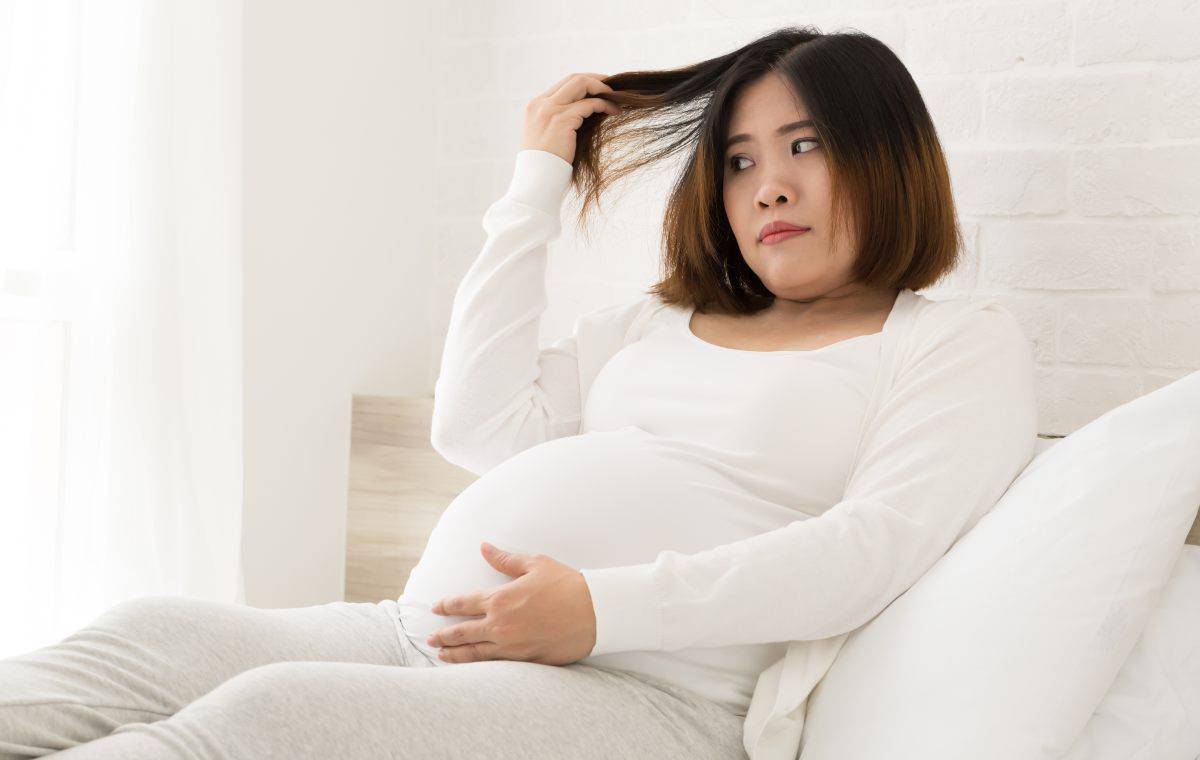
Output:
[727, 138, 820, 173]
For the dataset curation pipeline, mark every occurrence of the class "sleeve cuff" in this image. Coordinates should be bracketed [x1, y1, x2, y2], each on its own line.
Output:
[503, 149, 574, 216]
[579, 563, 662, 657]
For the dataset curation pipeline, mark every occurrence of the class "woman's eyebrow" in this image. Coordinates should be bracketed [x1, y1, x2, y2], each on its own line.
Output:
[725, 119, 815, 150]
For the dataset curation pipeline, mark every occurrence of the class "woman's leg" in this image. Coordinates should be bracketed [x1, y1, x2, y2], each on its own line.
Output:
[46, 658, 747, 760]
[0, 595, 422, 758]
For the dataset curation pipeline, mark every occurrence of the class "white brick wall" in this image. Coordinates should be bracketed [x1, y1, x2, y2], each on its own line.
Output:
[428, 0, 1200, 436]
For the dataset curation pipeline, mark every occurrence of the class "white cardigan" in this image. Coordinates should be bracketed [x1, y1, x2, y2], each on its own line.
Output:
[431, 149, 1040, 760]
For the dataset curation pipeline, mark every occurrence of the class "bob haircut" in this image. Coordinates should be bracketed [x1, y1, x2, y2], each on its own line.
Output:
[569, 25, 964, 315]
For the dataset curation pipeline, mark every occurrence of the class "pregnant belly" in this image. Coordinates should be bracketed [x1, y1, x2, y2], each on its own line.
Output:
[398, 426, 799, 650]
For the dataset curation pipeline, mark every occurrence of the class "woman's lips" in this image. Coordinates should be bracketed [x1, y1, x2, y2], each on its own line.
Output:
[760, 228, 810, 245]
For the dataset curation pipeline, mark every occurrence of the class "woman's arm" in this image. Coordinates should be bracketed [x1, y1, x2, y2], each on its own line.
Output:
[579, 302, 1039, 656]
[430, 149, 584, 476]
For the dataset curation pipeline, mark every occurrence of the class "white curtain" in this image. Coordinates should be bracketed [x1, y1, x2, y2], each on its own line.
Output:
[0, 0, 244, 658]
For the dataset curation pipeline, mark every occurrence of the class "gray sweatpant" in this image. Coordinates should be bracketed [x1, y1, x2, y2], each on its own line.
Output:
[0, 595, 746, 759]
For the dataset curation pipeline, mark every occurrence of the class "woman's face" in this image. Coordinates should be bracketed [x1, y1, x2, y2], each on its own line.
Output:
[721, 72, 860, 304]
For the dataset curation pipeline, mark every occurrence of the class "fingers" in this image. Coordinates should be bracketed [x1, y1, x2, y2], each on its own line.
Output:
[547, 94, 620, 129]
[537, 72, 574, 99]
[537, 71, 610, 99]
[521, 72, 621, 161]
[547, 74, 619, 124]
[437, 641, 503, 663]
[432, 592, 488, 616]
[545, 72, 614, 107]
[526, 74, 615, 121]
[427, 619, 491, 648]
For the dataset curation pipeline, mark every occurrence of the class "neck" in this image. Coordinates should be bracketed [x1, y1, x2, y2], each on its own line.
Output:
[767, 284, 900, 318]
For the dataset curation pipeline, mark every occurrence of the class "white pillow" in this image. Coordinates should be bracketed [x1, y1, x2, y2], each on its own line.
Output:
[1063, 544, 1200, 760]
[798, 369, 1200, 760]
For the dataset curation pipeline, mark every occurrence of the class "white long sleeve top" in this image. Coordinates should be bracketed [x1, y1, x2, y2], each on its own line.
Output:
[402, 288, 884, 714]
[417, 149, 1039, 760]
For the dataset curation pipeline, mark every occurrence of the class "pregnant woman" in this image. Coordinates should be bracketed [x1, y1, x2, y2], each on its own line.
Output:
[0, 27, 1037, 760]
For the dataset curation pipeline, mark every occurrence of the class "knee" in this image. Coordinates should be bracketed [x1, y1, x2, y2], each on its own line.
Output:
[215, 661, 410, 705]
[229, 660, 313, 688]
[92, 595, 214, 642]
[203, 662, 332, 710]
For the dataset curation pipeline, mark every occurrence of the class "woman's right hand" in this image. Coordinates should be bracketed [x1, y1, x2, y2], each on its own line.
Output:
[519, 72, 621, 166]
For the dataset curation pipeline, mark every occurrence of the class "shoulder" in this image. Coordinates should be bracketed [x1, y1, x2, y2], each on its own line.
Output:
[899, 291, 1033, 375]
[568, 293, 676, 358]
[907, 291, 1026, 347]
[577, 292, 672, 333]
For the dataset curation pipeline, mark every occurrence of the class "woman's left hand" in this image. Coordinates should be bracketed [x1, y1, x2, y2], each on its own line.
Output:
[425, 542, 597, 666]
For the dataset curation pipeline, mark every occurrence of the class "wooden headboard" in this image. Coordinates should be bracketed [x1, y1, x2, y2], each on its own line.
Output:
[344, 394, 1200, 603]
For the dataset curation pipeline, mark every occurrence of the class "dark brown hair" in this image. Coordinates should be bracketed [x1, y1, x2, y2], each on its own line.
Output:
[571, 25, 964, 315]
